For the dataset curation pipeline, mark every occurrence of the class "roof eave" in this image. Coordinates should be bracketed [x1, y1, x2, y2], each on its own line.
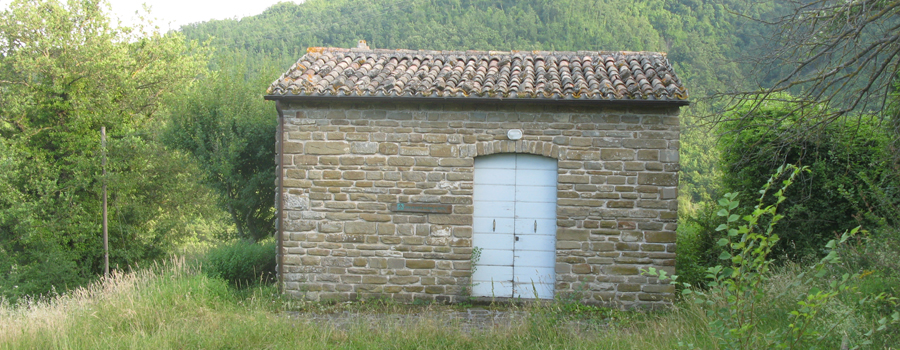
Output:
[263, 94, 691, 107]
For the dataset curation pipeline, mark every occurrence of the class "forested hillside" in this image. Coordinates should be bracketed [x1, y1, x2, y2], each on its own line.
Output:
[181, 0, 784, 97]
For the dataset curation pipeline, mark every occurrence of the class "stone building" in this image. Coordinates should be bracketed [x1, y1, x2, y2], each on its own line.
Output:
[264, 46, 688, 307]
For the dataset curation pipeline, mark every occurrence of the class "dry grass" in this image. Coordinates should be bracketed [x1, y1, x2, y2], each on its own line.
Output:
[3, 255, 893, 349]
[0, 257, 720, 349]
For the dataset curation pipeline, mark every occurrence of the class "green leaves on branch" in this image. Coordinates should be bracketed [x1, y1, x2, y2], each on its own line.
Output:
[0, 0, 211, 299]
[164, 54, 277, 241]
[719, 95, 897, 259]
[647, 165, 899, 349]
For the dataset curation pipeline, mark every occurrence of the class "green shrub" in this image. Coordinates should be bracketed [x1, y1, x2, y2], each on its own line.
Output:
[831, 225, 900, 341]
[674, 221, 709, 290]
[719, 97, 896, 259]
[202, 240, 276, 287]
[675, 202, 725, 290]
[650, 165, 899, 349]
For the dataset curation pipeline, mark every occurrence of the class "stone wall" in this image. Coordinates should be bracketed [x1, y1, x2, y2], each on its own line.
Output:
[277, 101, 679, 307]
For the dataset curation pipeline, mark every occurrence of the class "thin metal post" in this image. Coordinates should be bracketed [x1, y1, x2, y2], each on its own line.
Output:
[101, 127, 109, 277]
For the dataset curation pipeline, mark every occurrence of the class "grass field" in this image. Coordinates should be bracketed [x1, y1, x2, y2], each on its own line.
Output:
[0, 256, 895, 349]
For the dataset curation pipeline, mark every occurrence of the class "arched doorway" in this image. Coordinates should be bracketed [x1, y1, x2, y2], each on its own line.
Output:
[472, 153, 558, 299]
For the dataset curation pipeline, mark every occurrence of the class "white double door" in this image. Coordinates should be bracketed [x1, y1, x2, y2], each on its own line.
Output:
[472, 154, 557, 299]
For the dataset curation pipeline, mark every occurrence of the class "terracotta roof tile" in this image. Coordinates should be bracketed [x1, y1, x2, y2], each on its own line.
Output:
[267, 47, 689, 102]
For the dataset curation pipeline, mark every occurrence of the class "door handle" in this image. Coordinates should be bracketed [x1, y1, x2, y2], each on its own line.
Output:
[492, 219, 496, 232]
[534, 220, 537, 233]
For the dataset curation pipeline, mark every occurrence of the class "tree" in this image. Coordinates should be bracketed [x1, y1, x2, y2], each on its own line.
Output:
[0, 0, 209, 299]
[164, 54, 277, 242]
[705, 1, 900, 261]
[721, 0, 900, 139]
[719, 95, 894, 259]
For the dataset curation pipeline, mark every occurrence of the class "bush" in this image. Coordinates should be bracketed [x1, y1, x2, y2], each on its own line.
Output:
[719, 97, 896, 259]
[674, 221, 709, 290]
[202, 240, 276, 287]
[675, 203, 725, 290]
[650, 165, 900, 349]
[832, 225, 900, 340]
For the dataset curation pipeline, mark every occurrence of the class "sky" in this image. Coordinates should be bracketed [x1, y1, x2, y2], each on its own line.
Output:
[0, 0, 305, 30]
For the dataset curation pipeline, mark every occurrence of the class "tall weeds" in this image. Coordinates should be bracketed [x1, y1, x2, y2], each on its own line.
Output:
[0, 256, 721, 349]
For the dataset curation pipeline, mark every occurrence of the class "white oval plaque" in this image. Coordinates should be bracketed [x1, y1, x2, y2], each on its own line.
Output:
[507, 129, 523, 140]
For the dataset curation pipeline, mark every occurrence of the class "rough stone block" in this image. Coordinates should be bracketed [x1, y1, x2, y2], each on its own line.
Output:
[565, 150, 600, 161]
[558, 175, 590, 184]
[406, 260, 436, 269]
[572, 264, 593, 274]
[359, 214, 391, 222]
[607, 200, 634, 208]
[283, 193, 309, 210]
[661, 187, 677, 199]
[319, 222, 342, 233]
[601, 149, 635, 161]
[607, 176, 626, 185]
[590, 242, 615, 251]
[387, 157, 415, 166]
[390, 276, 419, 284]
[425, 286, 445, 294]
[638, 293, 671, 302]
[305, 142, 349, 155]
[430, 145, 454, 157]
[361, 276, 388, 284]
[351, 142, 378, 154]
[428, 215, 472, 225]
[284, 142, 303, 153]
[439, 158, 473, 167]
[638, 200, 669, 209]
[659, 149, 679, 163]
[344, 222, 377, 234]
[606, 265, 639, 275]
[558, 229, 589, 241]
[637, 173, 678, 186]
[621, 231, 643, 242]
[623, 139, 667, 149]
[400, 146, 429, 156]
[645, 231, 676, 243]
[570, 137, 592, 147]
[636, 149, 659, 161]
[379, 143, 399, 155]
[617, 283, 641, 292]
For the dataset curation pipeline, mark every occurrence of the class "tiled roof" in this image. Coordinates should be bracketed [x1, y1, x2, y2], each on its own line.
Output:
[266, 47, 688, 103]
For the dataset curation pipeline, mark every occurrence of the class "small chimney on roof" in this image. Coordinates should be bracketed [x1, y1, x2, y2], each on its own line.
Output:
[357, 40, 369, 50]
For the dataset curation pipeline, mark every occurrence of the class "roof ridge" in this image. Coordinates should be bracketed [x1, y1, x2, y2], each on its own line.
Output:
[269, 47, 688, 102]
[306, 46, 668, 57]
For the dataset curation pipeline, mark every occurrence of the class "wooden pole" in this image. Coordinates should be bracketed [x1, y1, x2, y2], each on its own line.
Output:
[101, 126, 109, 277]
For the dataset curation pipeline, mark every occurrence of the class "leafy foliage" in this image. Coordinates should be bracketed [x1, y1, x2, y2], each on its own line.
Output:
[718, 96, 896, 259]
[725, 0, 900, 132]
[202, 240, 277, 287]
[650, 165, 899, 349]
[163, 54, 278, 241]
[0, 0, 212, 299]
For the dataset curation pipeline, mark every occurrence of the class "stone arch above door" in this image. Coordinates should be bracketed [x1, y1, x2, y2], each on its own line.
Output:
[469, 140, 567, 160]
